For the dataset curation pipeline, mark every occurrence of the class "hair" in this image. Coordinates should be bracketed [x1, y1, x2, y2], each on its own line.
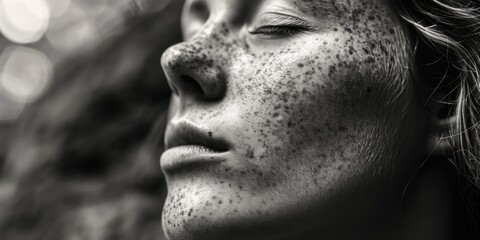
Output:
[393, 0, 480, 237]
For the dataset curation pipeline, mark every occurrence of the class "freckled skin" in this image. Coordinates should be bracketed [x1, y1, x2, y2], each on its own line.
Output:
[161, 0, 429, 239]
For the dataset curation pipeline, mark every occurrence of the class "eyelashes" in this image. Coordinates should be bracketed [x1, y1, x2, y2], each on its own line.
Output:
[247, 12, 312, 39]
[248, 25, 310, 38]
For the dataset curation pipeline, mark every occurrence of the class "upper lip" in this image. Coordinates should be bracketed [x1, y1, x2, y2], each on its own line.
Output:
[164, 121, 230, 152]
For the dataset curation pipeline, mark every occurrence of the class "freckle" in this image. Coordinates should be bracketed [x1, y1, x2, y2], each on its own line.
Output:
[246, 149, 254, 158]
[218, 200, 223, 204]
[333, 27, 338, 31]
[328, 65, 336, 76]
[297, 63, 304, 68]
[188, 208, 194, 216]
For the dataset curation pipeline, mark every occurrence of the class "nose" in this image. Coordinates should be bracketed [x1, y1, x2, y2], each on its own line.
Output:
[161, 40, 227, 101]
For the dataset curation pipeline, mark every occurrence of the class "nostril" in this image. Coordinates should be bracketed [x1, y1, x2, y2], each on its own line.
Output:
[181, 74, 205, 96]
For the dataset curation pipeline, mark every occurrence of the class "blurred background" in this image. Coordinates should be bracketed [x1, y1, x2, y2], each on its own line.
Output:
[0, 0, 183, 239]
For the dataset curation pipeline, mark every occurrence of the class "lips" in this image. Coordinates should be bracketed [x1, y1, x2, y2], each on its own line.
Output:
[161, 121, 230, 172]
[165, 121, 230, 152]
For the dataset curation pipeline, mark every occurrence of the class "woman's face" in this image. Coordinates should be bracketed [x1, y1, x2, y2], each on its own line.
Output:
[161, 0, 429, 239]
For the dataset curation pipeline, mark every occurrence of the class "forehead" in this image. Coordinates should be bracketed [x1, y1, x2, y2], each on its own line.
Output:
[184, 0, 396, 28]
[194, 0, 392, 14]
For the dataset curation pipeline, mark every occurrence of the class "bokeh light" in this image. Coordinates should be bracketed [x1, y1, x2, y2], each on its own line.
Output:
[0, 87, 24, 122]
[0, 0, 50, 44]
[46, 3, 98, 51]
[46, 0, 71, 18]
[0, 46, 53, 103]
[0, 0, 147, 122]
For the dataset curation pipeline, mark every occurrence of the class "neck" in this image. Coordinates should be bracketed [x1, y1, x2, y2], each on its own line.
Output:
[401, 156, 466, 240]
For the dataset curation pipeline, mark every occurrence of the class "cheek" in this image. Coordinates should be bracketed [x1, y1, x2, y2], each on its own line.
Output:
[229, 34, 415, 189]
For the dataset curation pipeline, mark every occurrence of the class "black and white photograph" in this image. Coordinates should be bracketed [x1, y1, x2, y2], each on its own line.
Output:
[0, 0, 479, 239]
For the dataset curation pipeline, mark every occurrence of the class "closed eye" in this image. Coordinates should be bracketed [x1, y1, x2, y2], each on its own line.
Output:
[248, 25, 309, 38]
[248, 11, 312, 39]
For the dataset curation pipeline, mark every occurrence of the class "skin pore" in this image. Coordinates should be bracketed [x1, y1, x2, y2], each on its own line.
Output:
[160, 0, 460, 239]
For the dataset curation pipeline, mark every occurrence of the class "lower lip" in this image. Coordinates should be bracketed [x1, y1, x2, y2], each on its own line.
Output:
[161, 145, 228, 172]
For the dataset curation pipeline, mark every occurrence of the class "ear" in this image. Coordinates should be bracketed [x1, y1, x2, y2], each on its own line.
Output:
[425, 91, 455, 156]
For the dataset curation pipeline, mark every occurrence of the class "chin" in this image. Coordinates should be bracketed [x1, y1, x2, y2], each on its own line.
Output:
[162, 212, 284, 240]
[162, 204, 248, 240]
[161, 181, 231, 240]
[162, 213, 231, 240]
[161, 180, 290, 240]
